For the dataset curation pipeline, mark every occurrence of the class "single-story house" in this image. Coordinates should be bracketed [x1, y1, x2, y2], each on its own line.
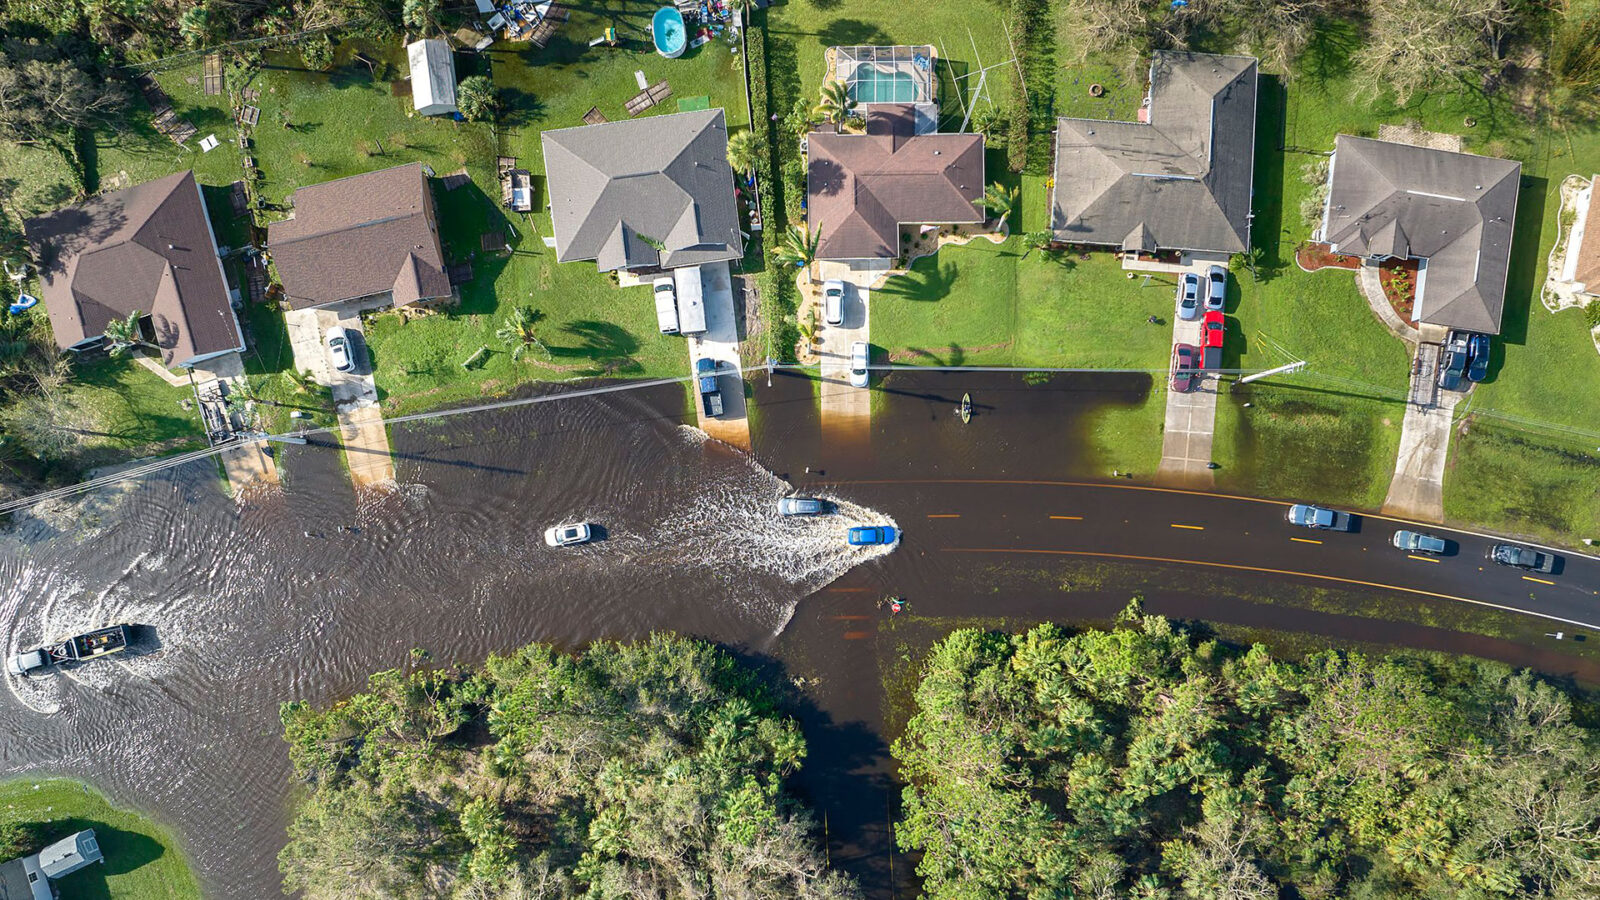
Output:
[267, 163, 451, 311]
[541, 108, 744, 272]
[0, 829, 101, 900]
[807, 103, 984, 262]
[1571, 174, 1600, 299]
[1051, 51, 1258, 255]
[407, 39, 457, 117]
[1321, 135, 1520, 335]
[23, 170, 244, 369]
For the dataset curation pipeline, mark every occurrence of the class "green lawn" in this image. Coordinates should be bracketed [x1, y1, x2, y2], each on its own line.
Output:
[0, 778, 200, 899]
[58, 357, 206, 472]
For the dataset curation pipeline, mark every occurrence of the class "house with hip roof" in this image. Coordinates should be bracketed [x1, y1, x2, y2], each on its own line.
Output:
[806, 103, 985, 262]
[1050, 51, 1258, 256]
[1321, 135, 1520, 335]
[266, 163, 452, 311]
[23, 171, 245, 369]
[541, 108, 744, 272]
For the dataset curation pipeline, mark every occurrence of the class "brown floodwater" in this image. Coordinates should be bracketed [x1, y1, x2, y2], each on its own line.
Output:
[0, 370, 1592, 898]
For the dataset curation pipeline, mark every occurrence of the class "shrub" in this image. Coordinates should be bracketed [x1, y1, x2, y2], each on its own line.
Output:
[299, 33, 334, 71]
[1584, 299, 1600, 330]
[456, 76, 499, 123]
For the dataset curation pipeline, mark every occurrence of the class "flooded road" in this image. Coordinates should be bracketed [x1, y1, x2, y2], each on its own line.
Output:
[0, 369, 1594, 898]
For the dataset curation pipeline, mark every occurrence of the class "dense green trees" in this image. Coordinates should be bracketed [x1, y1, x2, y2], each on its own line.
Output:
[278, 635, 858, 900]
[894, 603, 1600, 899]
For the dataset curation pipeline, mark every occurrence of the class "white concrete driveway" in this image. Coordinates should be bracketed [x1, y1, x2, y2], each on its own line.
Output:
[814, 265, 873, 442]
[285, 305, 395, 488]
[687, 261, 751, 449]
[1156, 257, 1221, 486]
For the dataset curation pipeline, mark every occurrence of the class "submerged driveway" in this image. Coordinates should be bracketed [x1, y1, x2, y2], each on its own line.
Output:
[285, 305, 395, 488]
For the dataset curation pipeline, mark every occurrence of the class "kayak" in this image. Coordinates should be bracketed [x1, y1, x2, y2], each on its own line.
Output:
[960, 393, 972, 424]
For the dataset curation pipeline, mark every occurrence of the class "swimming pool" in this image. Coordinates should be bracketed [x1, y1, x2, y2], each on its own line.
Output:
[653, 7, 685, 58]
[848, 63, 919, 103]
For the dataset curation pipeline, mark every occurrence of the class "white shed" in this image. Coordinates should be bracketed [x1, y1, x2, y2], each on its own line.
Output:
[406, 39, 458, 117]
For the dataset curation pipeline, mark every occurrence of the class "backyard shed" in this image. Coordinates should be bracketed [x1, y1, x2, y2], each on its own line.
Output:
[406, 39, 457, 116]
[37, 831, 101, 880]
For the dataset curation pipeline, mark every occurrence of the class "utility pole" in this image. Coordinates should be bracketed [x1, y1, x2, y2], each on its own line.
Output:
[1237, 360, 1307, 384]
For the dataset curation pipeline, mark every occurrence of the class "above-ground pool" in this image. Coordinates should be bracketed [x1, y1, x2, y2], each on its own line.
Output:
[653, 7, 685, 58]
[849, 63, 919, 103]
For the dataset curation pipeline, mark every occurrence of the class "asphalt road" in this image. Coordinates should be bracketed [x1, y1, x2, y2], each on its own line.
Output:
[822, 479, 1600, 632]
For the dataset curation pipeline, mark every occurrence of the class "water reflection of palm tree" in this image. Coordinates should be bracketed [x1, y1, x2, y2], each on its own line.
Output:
[496, 305, 551, 362]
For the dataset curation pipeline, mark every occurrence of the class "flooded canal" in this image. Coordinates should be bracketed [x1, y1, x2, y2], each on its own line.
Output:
[0, 370, 1592, 898]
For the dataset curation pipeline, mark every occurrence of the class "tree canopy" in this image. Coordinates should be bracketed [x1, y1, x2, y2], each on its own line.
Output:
[278, 635, 858, 900]
[894, 603, 1600, 899]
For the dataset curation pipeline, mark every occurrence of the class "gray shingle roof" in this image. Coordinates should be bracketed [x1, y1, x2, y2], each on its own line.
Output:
[542, 108, 743, 271]
[1323, 135, 1521, 334]
[1051, 51, 1257, 254]
[23, 170, 243, 367]
[268, 163, 451, 310]
[807, 104, 985, 260]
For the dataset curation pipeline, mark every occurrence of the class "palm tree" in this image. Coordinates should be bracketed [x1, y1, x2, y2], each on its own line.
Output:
[814, 80, 856, 129]
[101, 309, 145, 357]
[495, 306, 550, 362]
[977, 183, 1018, 227]
[726, 129, 759, 175]
[773, 225, 820, 283]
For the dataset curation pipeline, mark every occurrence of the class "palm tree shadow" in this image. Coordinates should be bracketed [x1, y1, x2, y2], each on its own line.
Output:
[551, 319, 643, 374]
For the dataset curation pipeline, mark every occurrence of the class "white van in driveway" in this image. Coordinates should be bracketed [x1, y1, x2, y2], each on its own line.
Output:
[654, 278, 679, 334]
[673, 266, 707, 334]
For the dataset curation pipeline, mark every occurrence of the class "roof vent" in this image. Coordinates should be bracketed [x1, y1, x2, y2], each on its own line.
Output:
[168, 244, 176, 251]
[933, 150, 941, 155]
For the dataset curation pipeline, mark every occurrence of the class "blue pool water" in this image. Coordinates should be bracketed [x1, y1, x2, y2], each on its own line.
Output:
[653, 7, 685, 58]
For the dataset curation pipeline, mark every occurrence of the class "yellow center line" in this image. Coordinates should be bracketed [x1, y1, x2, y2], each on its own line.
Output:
[1523, 575, 1555, 585]
[1049, 515, 1084, 521]
[1290, 537, 1322, 544]
[926, 514, 960, 519]
[1171, 524, 1204, 531]
[1408, 554, 1440, 563]
[937, 547, 1600, 631]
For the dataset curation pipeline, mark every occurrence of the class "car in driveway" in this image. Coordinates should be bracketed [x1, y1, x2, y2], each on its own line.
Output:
[1487, 542, 1557, 573]
[1202, 310, 1225, 349]
[1177, 272, 1202, 321]
[1170, 343, 1198, 392]
[1392, 530, 1448, 555]
[848, 525, 898, 546]
[1465, 333, 1491, 383]
[326, 326, 355, 373]
[544, 522, 594, 547]
[1438, 337, 1469, 391]
[778, 496, 826, 516]
[822, 280, 845, 326]
[1204, 264, 1227, 312]
[653, 277, 679, 334]
[849, 341, 870, 388]
[1286, 504, 1351, 531]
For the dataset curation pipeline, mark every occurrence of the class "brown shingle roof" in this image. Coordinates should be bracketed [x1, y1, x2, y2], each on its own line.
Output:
[807, 105, 984, 260]
[23, 170, 242, 367]
[1576, 176, 1600, 292]
[268, 163, 450, 309]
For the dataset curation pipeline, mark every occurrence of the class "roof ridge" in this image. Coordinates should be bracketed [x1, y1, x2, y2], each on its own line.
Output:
[271, 209, 426, 246]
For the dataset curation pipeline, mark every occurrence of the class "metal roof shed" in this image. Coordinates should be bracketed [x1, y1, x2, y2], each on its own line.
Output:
[407, 39, 457, 116]
[37, 830, 102, 880]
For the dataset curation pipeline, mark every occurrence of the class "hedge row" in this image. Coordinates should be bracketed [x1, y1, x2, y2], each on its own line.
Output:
[744, 11, 799, 362]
